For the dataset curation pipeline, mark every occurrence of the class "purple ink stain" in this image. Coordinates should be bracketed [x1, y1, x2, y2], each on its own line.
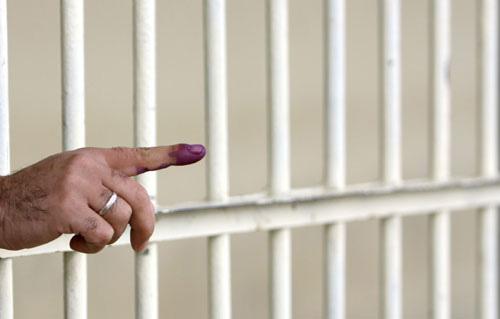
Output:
[135, 144, 207, 175]
[169, 144, 206, 166]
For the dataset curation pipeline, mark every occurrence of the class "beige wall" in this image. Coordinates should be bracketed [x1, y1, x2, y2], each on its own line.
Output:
[7, 0, 480, 318]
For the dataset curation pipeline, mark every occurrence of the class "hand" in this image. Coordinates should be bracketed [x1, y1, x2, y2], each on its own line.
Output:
[0, 143, 206, 253]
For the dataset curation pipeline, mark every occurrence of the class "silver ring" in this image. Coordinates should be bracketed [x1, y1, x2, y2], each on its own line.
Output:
[99, 192, 117, 216]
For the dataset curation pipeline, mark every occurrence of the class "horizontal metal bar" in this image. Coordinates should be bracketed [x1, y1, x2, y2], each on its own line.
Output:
[2, 177, 500, 258]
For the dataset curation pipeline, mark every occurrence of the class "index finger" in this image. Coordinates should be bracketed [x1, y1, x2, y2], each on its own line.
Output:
[102, 143, 206, 176]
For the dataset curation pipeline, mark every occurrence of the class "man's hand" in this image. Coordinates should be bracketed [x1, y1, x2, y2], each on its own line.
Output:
[0, 143, 206, 253]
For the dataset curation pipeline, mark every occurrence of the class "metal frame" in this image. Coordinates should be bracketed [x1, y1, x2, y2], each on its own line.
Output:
[0, 0, 498, 319]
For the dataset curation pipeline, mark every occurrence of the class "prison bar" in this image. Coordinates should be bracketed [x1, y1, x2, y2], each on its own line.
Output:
[0, 2, 500, 319]
[323, 0, 346, 317]
[429, 0, 451, 318]
[3, 178, 500, 259]
[379, 0, 402, 318]
[478, 0, 499, 318]
[267, 0, 292, 318]
[61, 1, 87, 318]
[204, 0, 232, 318]
[133, 0, 159, 319]
[0, 0, 12, 318]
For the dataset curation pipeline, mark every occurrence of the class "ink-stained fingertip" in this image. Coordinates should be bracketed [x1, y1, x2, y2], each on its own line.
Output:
[169, 144, 207, 166]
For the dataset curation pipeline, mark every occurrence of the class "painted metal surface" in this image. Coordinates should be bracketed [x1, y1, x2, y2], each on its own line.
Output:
[204, 0, 231, 318]
[2, 178, 500, 258]
[267, 0, 292, 318]
[324, 0, 346, 317]
[133, 0, 159, 318]
[429, 0, 451, 318]
[379, 0, 402, 318]
[61, 1, 87, 318]
[477, 0, 499, 318]
[0, 0, 12, 318]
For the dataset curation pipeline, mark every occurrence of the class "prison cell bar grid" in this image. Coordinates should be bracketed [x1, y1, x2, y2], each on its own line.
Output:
[0, 1, 500, 319]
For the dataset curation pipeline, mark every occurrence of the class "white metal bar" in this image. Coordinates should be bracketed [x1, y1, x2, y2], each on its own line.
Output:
[204, 1, 231, 318]
[324, 223, 345, 319]
[324, 0, 346, 317]
[270, 228, 291, 319]
[380, 217, 402, 319]
[0, 258, 13, 319]
[477, 0, 499, 318]
[380, 0, 402, 186]
[63, 252, 87, 319]
[0, 1, 12, 318]
[61, 0, 85, 151]
[430, 0, 451, 184]
[429, 0, 451, 318]
[135, 244, 158, 319]
[478, 206, 498, 319]
[0, 0, 9, 177]
[133, 1, 158, 319]
[379, 0, 402, 318]
[268, 0, 290, 196]
[430, 208, 451, 319]
[3, 177, 500, 258]
[324, 0, 345, 191]
[208, 234, 231, 319]
[429, 212, 450, 319]
[267, 0, 291, 318]
[205, 0, 229, 203]
[61, 1, 87, 318]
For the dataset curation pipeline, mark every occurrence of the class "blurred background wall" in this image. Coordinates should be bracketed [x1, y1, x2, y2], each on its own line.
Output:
[6, 0, 481, 318]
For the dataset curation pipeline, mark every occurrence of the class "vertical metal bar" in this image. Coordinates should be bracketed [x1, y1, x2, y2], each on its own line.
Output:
[267, 0, 291, 318]
[323, 0, 346, 317]
[478, 0, 499, 318]
[324, 224, 345, 319]
[133, 1, 158, 319]
[270, 228, 291, 319]
[0, 1, 12, 318]
[61, 1, 87, 318]
[429, 0, 451, 318]
[0, 259, 12, 319]
[204, 1, 231, 319]
[379, 0, 402, 318]
[208, 234, 231, 319]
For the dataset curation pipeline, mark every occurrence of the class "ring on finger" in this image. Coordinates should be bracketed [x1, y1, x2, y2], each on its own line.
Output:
[99, 192, 118, 216]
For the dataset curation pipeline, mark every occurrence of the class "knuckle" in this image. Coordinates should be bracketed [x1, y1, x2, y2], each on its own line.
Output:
[58, 192, 78, 212]
[67, 152, 92, 169]
[81, 217, 113, 246]
[60, 171, 79, 190]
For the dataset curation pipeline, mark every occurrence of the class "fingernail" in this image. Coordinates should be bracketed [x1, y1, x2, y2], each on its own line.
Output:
[188, 144, 205, 155]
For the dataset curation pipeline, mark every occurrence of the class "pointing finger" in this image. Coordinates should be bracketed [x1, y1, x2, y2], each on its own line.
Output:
[102, 143, 206, 176]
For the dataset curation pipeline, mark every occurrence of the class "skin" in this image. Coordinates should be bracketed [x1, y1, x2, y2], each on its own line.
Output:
[0, 143, 206, 254]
